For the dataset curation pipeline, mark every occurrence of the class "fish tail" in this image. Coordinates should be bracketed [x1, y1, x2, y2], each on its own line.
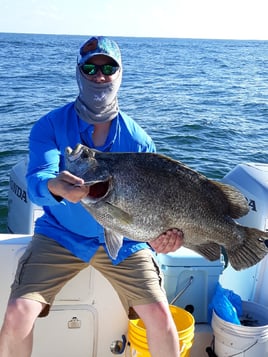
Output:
[228, 227, 268, 271]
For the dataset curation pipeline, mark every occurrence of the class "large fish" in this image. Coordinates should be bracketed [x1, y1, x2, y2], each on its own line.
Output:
[65, 144, 268, 270]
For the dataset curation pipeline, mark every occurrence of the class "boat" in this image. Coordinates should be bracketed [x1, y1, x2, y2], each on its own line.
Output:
[1, 157, 268, 356]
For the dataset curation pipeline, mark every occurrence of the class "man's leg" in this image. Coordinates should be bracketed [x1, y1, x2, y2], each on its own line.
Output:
[0, 298, 44, 357]
[134, 301, 180, 357]
[0, 234, 88, 357]
[91, 247, 180, 357]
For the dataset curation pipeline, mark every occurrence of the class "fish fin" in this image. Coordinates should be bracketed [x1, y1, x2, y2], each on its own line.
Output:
[104, 202, 133, 224]
[192, 243, 221, 261]
[227, 227, 268, 271]
[211, 180, 249, 218]
[104, 228, 124, 259]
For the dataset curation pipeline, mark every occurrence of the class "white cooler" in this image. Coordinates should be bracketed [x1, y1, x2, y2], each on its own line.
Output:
[157, 247, 225, 323]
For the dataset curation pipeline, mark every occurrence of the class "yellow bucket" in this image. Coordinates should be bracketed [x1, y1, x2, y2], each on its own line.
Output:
[128, 305, 195, 357]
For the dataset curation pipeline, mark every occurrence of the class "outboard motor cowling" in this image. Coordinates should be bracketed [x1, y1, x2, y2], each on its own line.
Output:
[7, 156, 43, 234]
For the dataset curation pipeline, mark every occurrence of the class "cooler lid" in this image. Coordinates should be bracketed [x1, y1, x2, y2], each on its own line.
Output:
[157, 247, 224, 267]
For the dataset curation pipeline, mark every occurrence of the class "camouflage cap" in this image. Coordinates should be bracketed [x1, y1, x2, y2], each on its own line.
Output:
[78, 36, 122, 67]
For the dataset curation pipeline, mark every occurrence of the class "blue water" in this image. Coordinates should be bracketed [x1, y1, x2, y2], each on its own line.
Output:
[1, 33, 268, 231]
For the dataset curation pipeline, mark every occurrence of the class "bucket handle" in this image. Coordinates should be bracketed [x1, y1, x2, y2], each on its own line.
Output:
[226, 339, 258, 357]
[180, 342, 186, 354]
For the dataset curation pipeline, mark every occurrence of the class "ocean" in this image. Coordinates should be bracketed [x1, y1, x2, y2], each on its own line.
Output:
[1, 32, 268, 232]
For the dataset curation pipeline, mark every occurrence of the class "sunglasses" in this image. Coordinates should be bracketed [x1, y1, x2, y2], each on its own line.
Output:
[81, 63, 119, 76]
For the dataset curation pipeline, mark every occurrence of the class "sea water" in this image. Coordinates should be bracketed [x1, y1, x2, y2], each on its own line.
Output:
[1, 33, 268, 231]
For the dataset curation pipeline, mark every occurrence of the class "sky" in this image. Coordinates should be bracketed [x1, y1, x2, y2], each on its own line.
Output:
[1, 0, 268, 40]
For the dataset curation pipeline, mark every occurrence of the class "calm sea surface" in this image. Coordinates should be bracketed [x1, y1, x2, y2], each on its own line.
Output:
[1, 33, 268, 231]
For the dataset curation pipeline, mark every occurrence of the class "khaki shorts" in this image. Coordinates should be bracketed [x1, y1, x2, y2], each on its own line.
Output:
[10, 234, 167, 317]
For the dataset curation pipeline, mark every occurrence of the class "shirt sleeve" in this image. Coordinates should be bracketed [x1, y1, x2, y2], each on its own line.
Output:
[144, 138, 156, 153]
[26, 114, 64, 206]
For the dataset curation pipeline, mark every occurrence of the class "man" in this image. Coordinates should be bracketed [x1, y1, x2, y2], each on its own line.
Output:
[0, 36, 183, 357]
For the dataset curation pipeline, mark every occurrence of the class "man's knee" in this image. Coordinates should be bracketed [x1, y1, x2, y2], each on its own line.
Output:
[2, 298, 43, 331]
[134, 301, 172, 327]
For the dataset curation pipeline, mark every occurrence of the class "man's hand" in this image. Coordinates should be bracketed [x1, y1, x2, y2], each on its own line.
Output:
[47, 171, 89, 203]
[150, 229, 184, 254]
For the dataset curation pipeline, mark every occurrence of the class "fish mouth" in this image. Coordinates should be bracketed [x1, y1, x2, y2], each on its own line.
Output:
[85, 178, 111, 203]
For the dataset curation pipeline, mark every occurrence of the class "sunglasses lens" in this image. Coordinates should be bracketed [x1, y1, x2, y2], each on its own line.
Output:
[102, 65, 118, 75]
[82, 64, 97, 75]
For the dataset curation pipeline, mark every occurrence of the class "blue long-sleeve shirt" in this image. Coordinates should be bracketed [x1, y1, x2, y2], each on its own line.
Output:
[26, 102, 156, 264]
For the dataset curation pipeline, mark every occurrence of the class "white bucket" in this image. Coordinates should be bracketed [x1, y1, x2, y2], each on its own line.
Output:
[211, 301, 268, 356]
